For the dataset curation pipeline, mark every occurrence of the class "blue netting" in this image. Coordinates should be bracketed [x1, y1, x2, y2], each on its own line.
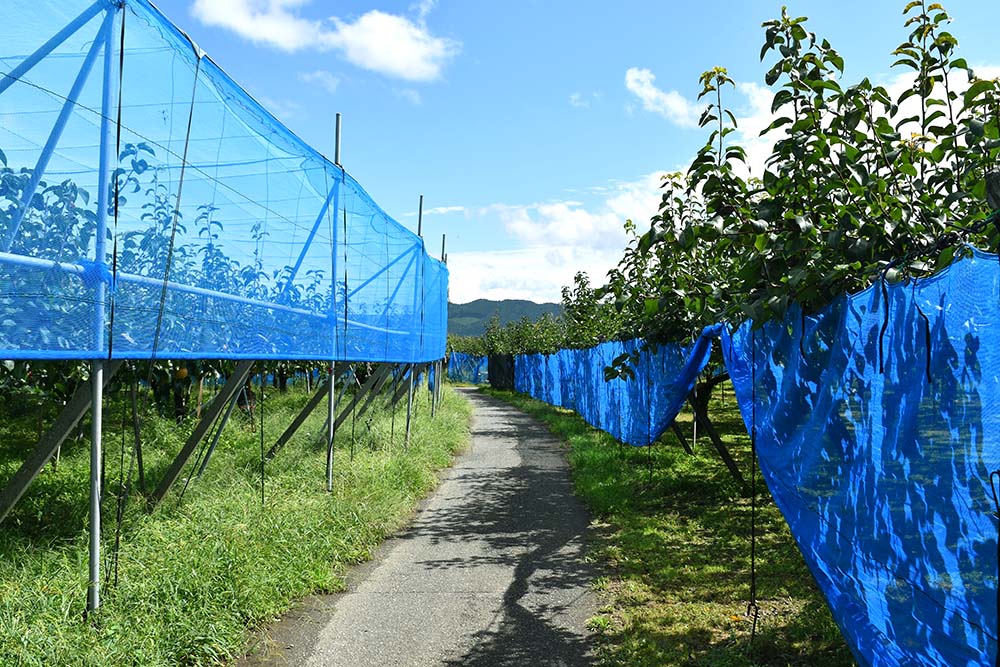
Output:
[514, 330, 717, 447]
[447, 352, 486, 384]
[723, 247, 1000, 667]
[0, 0, 447, 361]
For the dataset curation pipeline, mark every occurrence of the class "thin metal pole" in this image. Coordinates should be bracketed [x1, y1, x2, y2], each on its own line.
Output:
[377, 252, 418, 324]
[405, 368, 414, 450]
[0, 0, 106, 97]
[326, 366, 335, 492]
[390, 366, 398, 448]
[438, 360, 444, 405]
[346, 246, 418, 300]
[4, 9, 115, 252]
[334, 113, 342, 166]
[196, 390, 240, 477]
[279, 185, 337, 299]
[417, 195, 424, 237]
[431, 361, 438, 418]
[88, 360, 104, 613]
[440, 234, 446, 262]
[94, 4, 117, 354]
[692, 385, 698, 447]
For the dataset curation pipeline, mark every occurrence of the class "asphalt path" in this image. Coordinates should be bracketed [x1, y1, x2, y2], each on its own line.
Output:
[241, 387, 597, 667]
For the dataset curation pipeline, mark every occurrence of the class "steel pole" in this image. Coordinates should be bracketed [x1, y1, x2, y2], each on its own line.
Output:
[326, 367, 336, 492]
[404, 369, 414, 450]
[417, 195, 423, 237]
[334, 113, 342, 166]
[87, 360, 104, 613]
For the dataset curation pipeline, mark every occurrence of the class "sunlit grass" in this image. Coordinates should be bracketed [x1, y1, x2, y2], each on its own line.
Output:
[0, 380, 470, 666]
[485, 385, 855, 667]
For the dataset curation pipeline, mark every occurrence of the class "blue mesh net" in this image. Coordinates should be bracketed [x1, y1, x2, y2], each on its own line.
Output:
[447, 352, 486, 384]
[514, 330, 717, 447]
[0, 0, 447, 361]
[723, 247, 1000, 667]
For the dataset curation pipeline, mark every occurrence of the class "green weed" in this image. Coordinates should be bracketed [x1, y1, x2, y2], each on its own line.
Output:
[0, 381, 470, 666]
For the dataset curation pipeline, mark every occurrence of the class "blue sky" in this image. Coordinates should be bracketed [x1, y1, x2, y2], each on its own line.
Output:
[148, 0, 998, 303]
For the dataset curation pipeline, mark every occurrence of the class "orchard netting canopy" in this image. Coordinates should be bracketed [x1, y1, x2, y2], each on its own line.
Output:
[0, 0, 447, 361]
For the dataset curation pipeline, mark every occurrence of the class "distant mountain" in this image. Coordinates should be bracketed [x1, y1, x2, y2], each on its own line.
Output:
[448, 299, 562, 337]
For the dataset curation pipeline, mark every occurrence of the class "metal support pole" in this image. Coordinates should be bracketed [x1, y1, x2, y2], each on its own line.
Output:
[94, 3, 117, 354]
[196, 389, 241, 477]
[334, 113, 342, 166]
[440, 234, 446, 262]
[0, 360, 122, 524]
[404, 367, 415, 450]
[149, 359, 255, 508]
[417, 195, 423, 237]
[692, 385, 698, 447]
[431, 361, 438, 418]
[326, 366, 336, 492]
[346, 246, 417, 300]
[266, 371, 336, 461]
[87, 360, 104, 613]
[4, 9, 115, 252]
[0, 0, 107, 97]
[438, 360, 444, 405]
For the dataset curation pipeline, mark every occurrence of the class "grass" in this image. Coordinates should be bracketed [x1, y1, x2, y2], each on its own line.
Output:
[483, 385, 856, 667]
[0, 377, 471, 666]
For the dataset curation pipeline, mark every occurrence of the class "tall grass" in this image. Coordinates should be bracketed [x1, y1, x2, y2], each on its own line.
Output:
[0, 379, 470, 666]
[484, 386, 855, 667]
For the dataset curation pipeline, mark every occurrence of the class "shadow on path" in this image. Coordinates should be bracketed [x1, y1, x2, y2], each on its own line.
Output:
[240, 387, 597, 667]
[432, 389, 597, 666]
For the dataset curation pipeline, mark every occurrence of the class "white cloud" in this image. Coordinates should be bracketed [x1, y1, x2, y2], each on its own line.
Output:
[483, 171, 665, 252]
[409, 0, 435, 23]
[256, 95, 300, 120]
[403, 205, 465, 218]
[298, 69, 341, 94]
[624, 67, 703, 128]
[730, 81, 778, 178]
[726, 66, 1000, 178]
[328, 11, 459, 82]
[396, 88, 422, 105]
[569, 92, 588, 108]
[445, 172, 667, 303]
[447, 246, 626, 304]
[427, 205, 464, 215]
[191, 0, 460, 82]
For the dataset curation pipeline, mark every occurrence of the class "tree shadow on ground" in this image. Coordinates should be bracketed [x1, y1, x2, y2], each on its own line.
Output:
[401, 389, 598, 666]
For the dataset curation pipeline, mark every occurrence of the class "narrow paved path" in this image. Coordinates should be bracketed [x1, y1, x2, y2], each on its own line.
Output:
[243, 387, 597, 667]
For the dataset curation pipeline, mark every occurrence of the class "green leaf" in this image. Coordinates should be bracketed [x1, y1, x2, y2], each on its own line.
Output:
[964, 79, 996, 107]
